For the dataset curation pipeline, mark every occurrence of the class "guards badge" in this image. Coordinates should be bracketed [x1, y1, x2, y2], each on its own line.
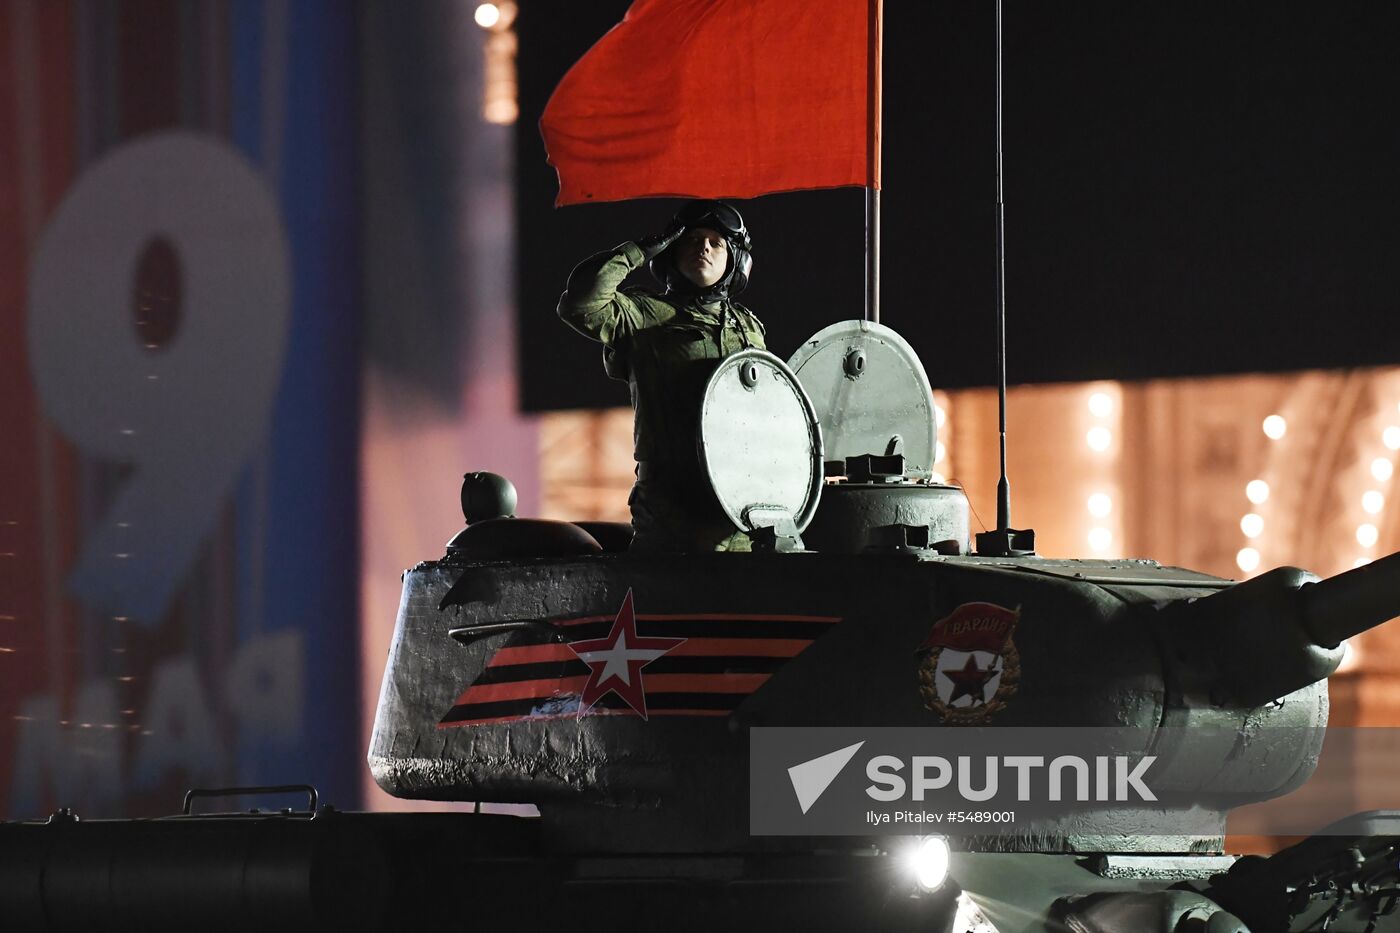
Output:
[916, 601, 1021, 724]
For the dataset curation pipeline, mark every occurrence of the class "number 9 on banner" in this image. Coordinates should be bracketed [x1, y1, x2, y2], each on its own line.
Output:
[27, 132, 290, 624]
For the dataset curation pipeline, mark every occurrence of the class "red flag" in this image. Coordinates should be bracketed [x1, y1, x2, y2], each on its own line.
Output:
[541, 0, 881, 206]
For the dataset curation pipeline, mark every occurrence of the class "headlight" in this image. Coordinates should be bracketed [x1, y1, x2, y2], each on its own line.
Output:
[908, 835, 950, 892]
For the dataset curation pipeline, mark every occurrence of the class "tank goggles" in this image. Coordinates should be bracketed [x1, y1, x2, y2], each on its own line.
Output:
[673, 200, 751, 250]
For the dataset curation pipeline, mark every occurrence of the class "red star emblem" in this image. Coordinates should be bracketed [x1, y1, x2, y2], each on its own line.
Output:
[567, 590, 684, 719]
[941, 653, 998, 706]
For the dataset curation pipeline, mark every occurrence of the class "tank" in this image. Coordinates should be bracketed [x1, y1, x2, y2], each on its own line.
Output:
[363, 321, 1400, 932]
[5, 323, 1397, 932]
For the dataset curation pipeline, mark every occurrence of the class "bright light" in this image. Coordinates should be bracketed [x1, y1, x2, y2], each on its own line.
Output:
[1354, 558, 1373, 569]
[1236, 547, 1260, 573]
[1240, 513, 1264, 538]
[474, 2, 501, 28]
[1088, 392, 1113, 418]
[1357, 524, 1379, 548]
[1262, 414, 1287, 440]
[1245, 479, 1270, 504]
[1086, 493, 1112, 518]
[909, 836, 950, 892]
[1362, 490, 1385, 515]
[483, 98, 518, 125]
[1384, 426, 1400, 451]
[1088, 527, 1112, 552]
[935, 442, 947, 464]
[1086, 427, 1112, 451]
[1373, 458, 1395, 482]
[953, 892, 999, 933]
[929, 472, 947, 484]
[935, 405, 947, 429]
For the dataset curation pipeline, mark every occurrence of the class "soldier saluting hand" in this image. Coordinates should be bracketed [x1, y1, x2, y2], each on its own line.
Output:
[558, 200, 766, 552]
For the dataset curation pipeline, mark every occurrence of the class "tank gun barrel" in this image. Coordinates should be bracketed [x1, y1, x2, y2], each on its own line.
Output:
[1164, 550, 1400, 708]
[1300, 549, 1400, 648]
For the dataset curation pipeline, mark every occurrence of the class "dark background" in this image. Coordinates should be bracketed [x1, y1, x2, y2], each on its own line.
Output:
[517, 2, 1399, 412]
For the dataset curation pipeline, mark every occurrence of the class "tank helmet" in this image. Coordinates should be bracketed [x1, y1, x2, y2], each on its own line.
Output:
[650, 199, 754, 300]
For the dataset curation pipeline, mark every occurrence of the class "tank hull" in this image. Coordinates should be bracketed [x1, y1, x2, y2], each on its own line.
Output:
[370, 553, 1328, 853]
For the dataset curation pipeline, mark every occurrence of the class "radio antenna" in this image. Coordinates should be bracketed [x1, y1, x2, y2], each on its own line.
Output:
[975, 0, 1035, 557]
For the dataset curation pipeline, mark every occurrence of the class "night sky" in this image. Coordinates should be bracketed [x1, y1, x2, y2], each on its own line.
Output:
[516, 2, 1399, 413]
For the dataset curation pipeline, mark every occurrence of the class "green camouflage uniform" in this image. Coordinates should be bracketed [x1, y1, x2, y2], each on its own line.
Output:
[558, 241, 767, 551]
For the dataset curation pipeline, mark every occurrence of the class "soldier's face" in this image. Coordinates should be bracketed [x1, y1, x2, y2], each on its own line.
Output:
[675, 227, 729, 288]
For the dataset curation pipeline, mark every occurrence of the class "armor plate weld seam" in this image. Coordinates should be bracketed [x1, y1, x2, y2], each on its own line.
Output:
[438, 692, 749, 726]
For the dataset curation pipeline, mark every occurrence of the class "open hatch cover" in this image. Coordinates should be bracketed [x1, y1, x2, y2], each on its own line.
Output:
[787, 320, 937, 478]
[698, 349, 823, 536]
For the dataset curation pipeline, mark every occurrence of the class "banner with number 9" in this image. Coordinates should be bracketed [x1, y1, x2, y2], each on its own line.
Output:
[27, 132, 291, 625]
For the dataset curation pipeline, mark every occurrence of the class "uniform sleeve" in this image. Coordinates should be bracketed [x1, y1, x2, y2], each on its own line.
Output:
[557, 242, 673, 345]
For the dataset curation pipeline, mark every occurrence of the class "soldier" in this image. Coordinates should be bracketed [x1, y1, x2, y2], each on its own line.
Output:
[558, 199, 766, 551]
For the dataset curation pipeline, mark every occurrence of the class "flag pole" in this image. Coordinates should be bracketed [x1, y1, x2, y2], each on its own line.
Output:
[865, 0, 883, 324]
[866, 195, 880, 325]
